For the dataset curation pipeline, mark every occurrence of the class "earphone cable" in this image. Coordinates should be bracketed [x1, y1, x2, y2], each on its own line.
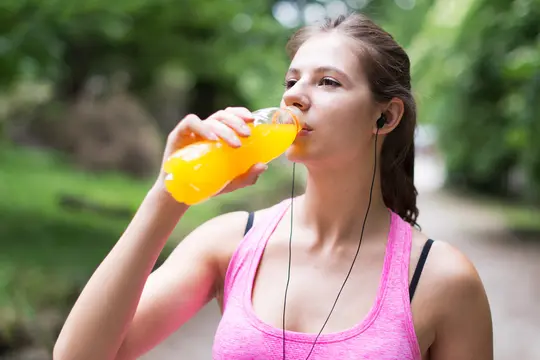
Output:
[282, 162, 295, 360]
[282, 127, 381, 360]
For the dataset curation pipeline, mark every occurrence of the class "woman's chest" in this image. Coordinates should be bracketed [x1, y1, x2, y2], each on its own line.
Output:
[251, 250, 384, 335]
[218, 252, 423, 359]
[216, 225, 436, 359]
[214, 309, 421, 360]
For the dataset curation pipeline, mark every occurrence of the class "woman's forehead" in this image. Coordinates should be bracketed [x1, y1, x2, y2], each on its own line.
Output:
[289, 32, 361, 77]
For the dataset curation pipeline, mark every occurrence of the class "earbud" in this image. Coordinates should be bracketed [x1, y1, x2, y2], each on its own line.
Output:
[376, 114, 386, 129]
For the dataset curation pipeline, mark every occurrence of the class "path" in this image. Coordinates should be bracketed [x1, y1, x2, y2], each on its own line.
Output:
[141, 154, 540, 360]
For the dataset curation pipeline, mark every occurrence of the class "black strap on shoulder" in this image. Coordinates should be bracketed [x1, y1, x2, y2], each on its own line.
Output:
[244, 211, 254, 236]
[409, 239, 434, 302]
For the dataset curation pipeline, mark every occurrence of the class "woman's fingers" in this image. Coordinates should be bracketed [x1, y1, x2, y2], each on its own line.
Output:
[211, 110, 251, 137]
[173, 114, 218, 142]
[205, 119, 243, 147]
[224, 107, 254, 123]
[165, 106, 257, 155]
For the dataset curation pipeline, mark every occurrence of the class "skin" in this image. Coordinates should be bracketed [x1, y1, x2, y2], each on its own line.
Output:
[54, 32, 493, 360]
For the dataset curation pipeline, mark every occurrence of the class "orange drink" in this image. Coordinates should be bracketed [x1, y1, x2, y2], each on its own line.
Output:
[164, 107, 302, 205]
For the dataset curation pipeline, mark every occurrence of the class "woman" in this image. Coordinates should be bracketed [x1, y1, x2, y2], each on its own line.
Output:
[54, 13, 493, 360]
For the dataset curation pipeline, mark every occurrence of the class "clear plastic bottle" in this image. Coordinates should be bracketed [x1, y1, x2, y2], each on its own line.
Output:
[163, 106, 303, 205]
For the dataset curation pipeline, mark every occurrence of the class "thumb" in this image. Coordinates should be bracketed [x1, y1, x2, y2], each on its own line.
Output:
[220, 163, 269, 195]
[237, 163, 268, 186]
[250, 163, 268, 176]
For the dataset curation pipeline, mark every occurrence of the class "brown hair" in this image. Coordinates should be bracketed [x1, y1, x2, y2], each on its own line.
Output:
[286, 13, 419, 227]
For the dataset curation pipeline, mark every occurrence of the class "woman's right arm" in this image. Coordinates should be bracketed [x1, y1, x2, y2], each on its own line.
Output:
[53, 107, 267, 360]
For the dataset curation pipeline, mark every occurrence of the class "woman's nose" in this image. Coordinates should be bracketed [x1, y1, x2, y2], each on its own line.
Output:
[282, 85, 311, 112]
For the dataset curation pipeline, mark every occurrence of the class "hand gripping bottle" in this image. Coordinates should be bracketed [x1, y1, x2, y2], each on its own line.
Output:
[163, 106, 303, 205]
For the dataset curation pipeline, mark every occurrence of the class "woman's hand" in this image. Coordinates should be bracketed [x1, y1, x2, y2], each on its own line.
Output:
[153, 107, 268, 200]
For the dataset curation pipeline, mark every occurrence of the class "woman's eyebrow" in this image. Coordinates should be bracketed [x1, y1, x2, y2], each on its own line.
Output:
[285, 66, 351, 82]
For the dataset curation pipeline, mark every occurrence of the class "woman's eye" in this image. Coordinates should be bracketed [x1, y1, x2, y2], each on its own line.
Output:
[283, 79, 297, 89]
[319, 77, 341, 87]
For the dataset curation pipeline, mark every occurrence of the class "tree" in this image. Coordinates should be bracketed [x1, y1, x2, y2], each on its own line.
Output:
[411, 0, 540, 200]
[0, 0, 290, 108]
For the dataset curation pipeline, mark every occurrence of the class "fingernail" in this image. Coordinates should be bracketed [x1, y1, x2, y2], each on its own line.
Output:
[208, 132, 219, 141]
[231, 137, 242, 146]
[241, 124, 251, 135]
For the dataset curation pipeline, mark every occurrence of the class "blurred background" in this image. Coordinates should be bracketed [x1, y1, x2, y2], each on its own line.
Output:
[0, 0, 539, 359]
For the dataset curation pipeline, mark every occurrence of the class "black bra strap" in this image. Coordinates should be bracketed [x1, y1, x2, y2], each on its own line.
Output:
[244, 211, 254, 236]
[409, 239, 434, 302]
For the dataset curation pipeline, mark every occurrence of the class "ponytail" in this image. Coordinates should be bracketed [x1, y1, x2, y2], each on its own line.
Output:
[380, 115, 419, 228]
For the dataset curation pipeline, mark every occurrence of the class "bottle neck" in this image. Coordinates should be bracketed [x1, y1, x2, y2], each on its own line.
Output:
[252, 107, 303, 132]
[283, 106, 303, 133]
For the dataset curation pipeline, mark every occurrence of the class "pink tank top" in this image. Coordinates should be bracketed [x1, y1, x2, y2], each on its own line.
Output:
[213, 200, 421, 359]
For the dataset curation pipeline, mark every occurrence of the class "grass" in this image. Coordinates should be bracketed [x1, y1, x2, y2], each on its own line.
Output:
[445, 185, 540, 235]
[0, 143, 298, 349]
[492, 201, 540, 234]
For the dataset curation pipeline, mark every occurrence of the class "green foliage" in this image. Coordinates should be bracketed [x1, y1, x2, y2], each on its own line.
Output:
[0, 143, 297, 347]
[0, 0, 290, 107]
[376, 0, 437, 47]
[412, 0, 540, 200]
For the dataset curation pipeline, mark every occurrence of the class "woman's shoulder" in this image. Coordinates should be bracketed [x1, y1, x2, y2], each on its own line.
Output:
[193, 199, 282, 243]
[410, 228, 490, 333]
[203, 199, 284, 242]
[411, 228, 486, 301]
[410, 228, 492, 356]
[194, 200, 284, 269]
[188, 201, 283, 302]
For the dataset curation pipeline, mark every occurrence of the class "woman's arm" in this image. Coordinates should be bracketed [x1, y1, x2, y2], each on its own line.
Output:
[429, 242, 493, 360]
[53, 107, 265, 360]
[114, 208, 249, 360]
[53, 188, 188, 360]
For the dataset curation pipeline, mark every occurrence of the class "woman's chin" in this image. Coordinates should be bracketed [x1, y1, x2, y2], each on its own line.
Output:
[284, 143, 311, 163]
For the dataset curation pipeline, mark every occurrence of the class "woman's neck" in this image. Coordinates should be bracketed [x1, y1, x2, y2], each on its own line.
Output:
[295, 162, 390, 249]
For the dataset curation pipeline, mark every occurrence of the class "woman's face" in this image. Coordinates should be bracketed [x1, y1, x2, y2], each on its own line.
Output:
[281, 32, 381, 168]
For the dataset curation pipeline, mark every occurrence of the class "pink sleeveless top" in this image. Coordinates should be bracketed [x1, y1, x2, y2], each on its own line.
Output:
[213, 200, 421, 359]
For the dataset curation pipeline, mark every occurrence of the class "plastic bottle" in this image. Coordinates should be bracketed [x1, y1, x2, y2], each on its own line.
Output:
[163, 106, 303, 205]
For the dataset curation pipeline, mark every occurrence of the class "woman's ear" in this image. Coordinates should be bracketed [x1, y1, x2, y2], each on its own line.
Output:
[373, 97, 404, 134]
